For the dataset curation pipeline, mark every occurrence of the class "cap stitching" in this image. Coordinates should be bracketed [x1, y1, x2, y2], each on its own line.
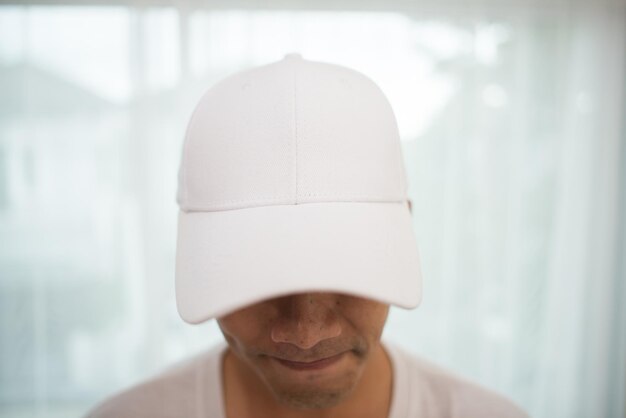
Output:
[182, 201, 407, 213]
[183, 194, 406, 205]
[192, 193, 404, 202]
[293, 56, 299, 204]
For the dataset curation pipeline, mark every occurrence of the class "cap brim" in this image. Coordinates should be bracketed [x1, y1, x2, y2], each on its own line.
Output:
[175, 201, 422, 324]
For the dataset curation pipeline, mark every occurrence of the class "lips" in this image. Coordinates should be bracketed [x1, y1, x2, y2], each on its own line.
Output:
[274, 352, 345, 371]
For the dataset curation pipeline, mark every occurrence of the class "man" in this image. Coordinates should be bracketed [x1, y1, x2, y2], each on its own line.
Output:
[86, 53, 529, 418]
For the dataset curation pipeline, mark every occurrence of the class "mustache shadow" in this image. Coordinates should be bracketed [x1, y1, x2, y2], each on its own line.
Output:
[256, 336, 369, 362]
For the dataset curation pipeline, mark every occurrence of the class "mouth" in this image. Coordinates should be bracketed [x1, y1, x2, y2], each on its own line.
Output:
[273, 352, 346, 371]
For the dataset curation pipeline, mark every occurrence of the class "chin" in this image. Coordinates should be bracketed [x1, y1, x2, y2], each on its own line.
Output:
[271, 380, 358, 410]
[258, 360, 363, 410]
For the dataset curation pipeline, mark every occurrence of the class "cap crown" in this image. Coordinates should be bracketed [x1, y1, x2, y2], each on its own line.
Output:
[177, 53, 408, 212]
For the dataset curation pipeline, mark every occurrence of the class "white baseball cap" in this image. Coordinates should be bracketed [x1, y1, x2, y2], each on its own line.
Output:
[175, 52, 422, 324]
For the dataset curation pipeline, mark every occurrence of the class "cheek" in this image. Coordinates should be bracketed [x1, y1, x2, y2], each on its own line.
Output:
[218, 312, 272, 354]
[341, 299, 390, 340]
[366, 306, 390, 338]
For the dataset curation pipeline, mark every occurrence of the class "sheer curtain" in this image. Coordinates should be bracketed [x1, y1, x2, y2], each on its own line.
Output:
[0, 2, 624, 418]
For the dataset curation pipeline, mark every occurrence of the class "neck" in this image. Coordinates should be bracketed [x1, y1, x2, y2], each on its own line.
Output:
[222, 342, 393, 418]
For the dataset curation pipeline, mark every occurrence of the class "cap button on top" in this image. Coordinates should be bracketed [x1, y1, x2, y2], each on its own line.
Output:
[284, 52, 302, 60]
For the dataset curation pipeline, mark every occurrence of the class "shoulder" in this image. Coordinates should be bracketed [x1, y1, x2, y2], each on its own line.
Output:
[84, 344, 224, 418]
[385, 342, 529, 418]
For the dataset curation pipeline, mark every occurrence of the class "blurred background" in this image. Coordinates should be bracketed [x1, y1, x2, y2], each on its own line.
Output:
[0, 0, 624, 417]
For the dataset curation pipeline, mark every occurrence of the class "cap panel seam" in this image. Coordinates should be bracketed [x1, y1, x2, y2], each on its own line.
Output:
[293, 58, 299, 204]
[180, 195, 407, 212]
[184, 193, 404, 204]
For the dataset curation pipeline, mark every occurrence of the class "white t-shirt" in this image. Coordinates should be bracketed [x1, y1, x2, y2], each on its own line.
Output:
[85, 340, 529, 418]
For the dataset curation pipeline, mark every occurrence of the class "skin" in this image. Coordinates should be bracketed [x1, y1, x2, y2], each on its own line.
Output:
[218, 293, 392, 418]
[216, 200, 413, 418]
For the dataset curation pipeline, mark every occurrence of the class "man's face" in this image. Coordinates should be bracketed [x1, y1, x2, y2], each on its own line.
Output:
[217, 292, 390, 410]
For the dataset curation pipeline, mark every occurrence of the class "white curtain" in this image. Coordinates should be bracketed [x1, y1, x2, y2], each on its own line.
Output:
[0, 2, 624, 417]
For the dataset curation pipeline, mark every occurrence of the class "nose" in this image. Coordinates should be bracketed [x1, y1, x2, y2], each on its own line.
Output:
[270, 293, 342, 350]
